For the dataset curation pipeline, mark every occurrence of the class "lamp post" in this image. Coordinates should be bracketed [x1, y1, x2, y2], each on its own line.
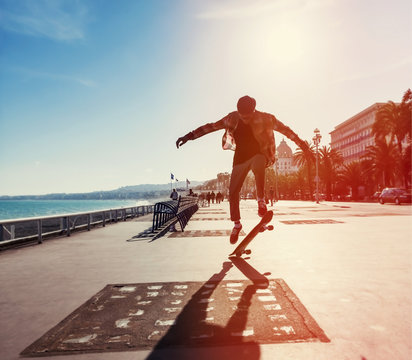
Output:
[312, 128, 322, 204]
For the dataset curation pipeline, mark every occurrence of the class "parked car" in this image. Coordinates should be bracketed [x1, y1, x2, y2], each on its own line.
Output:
[379, 188, 412, 205]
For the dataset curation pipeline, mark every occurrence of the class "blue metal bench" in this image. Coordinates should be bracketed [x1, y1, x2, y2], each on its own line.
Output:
[152, 195, 199, 239]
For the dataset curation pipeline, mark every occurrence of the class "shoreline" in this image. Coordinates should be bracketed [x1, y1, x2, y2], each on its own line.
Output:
[0, 198, 162, 222]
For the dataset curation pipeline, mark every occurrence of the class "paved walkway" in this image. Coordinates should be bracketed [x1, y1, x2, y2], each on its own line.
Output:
[0, 200, 411, 360]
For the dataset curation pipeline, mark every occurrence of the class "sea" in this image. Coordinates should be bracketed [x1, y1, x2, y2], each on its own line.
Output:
[0, 199, 160, 221]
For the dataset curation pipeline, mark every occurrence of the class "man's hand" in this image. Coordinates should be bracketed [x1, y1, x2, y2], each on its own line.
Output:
[176, 136, 187, 148]
[176, 132, 194, 148]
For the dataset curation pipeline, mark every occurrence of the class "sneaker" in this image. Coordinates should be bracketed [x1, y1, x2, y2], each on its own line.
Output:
[230, 224, 242, 244]
[258, 200, 267, 217]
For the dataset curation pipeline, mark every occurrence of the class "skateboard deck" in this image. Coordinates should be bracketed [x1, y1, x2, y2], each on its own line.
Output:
[229, 210, 274, 257]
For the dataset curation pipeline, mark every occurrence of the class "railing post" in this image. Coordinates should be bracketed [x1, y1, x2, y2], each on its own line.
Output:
[37, 219, 43, 244]
[66, 216, 71, 236]
[88, 214, 91, 231]
[0, 225, 3, 242]
[11, 225, 15, 240]
[102, 211, 106, 227]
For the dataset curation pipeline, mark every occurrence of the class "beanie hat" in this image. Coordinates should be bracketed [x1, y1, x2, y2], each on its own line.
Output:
[237, 95, 256, 114]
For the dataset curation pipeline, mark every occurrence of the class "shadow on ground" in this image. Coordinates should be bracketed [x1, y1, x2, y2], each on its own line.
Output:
[146, 259, 268, 360]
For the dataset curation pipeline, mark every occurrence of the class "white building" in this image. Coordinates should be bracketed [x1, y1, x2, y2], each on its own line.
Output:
[330, 103, 384, 164]
[275, 139, 299, 174]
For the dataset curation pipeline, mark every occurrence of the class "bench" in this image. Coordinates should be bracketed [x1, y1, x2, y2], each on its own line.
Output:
[151, 196, 199, 240]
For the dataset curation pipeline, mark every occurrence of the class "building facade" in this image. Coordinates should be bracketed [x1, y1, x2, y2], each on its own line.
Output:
[275, 139, 299, 174]
[329, 103, 384, 164]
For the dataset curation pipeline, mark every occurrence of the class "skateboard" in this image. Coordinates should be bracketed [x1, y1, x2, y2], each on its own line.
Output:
[229, 210, 274, 257]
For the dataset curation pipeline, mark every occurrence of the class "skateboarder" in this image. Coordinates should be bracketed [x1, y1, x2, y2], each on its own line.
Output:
[176, 95, 311, 244]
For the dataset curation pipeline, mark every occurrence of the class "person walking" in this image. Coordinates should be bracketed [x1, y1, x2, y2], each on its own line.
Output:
[170, 188, 179, 201]
[211, 191, 216, 204]
[176, 95, 311, 244]
[269, 186, 275, 206]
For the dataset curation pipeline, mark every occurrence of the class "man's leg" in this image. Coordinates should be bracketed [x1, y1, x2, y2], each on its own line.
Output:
[251, 154, 266, 198]
[228, 160, 252, 244]
[229, 160, 251, 221]
[251, 154, 267, 216]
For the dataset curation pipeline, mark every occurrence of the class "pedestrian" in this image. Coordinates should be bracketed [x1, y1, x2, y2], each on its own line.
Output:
[176, 95, 311, 244]
[269, 186, 275, 206]
[170, 188, 179, 201]
[211, 191, 216, 204]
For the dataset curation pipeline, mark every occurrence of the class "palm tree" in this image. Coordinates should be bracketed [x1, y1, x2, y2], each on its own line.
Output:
[360, 158, 380, 197]
[399, 89, 412, 186]
[292, 167, 307, 200]
[338, 162, 364, 201]
[293, 141, 315, 200]
[373, 89, 412, 187]
[319, 146, 343, 200]
[400, 143, 411, 188]
[362, 138, 399, 188]
[400, 88, 412, 140]
[373, 100, 408, 149]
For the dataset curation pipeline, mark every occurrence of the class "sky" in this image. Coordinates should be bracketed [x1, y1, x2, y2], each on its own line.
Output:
[0, 0, 411, 196]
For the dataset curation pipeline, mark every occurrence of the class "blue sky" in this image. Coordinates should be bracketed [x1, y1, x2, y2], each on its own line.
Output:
[0, 0, 411, 195]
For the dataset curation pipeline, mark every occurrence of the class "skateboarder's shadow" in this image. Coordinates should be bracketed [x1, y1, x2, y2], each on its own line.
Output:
[146, 260, 268, 360]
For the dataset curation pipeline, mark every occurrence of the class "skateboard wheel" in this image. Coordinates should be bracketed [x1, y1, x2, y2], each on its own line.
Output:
[245, 249, 251, 255]
[267, 225, 274, 230]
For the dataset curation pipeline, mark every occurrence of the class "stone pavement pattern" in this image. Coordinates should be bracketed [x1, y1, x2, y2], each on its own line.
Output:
[0, 200, 411, 360]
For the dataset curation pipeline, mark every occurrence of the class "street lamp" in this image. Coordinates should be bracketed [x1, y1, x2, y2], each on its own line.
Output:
[312, 128, 322, 204]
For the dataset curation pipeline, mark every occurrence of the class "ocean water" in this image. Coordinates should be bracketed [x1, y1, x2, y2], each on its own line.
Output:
[0, 199, 158, 221]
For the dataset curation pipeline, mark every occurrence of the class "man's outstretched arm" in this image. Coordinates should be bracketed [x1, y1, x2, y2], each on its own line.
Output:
[176, 117, 227, 149]
[271, 115, 312, 155]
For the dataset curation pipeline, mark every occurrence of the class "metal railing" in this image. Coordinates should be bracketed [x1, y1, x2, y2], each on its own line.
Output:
[0, 205, 154, 250]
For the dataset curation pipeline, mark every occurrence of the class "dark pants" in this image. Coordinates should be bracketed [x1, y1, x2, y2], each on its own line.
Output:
[229, 154, 266, 222]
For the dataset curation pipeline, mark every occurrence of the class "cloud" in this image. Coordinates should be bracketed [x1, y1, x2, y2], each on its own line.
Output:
[0, 0, 89, 40]
[335, 57, 412, 84]
[195, 0, 333, 20]
[10, 66, 97, 87]
[195, 0, 281, 20]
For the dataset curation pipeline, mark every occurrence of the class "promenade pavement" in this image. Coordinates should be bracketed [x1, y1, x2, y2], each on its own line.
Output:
[0, 200, 411, 360]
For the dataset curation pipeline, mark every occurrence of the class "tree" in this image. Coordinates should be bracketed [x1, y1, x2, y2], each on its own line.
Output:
[338, 162, 364, 201]
[373, 89, 412, 187]
[362, 139, 399, 188]
[319, 146, 343, 200]
[360, 158, 379, 197]
[293, 141, 315, 200]
[400, 88, 412, 140]
[400, 143, 411, 188]
[293, 167, 307, 199]
[217, 172, 231, 193]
